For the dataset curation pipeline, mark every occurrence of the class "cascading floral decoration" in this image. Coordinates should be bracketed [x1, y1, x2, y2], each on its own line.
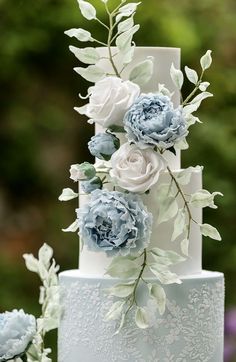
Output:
[60, 0, 223, 333]
[0, 244, 61, 362]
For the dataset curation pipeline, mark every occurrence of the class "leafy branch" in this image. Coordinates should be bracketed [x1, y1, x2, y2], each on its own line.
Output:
[182, 69, 204, 106]
[23, 244, 61, 362]
[125, 249, 147, 309]
[105, 247, 184, 332]
[65, 0, 148, 84]
[166, 166, 192, 240]
[105, 2, 121, 77]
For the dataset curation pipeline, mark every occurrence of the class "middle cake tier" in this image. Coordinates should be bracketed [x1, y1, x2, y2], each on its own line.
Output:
[79, 167, 202, 276]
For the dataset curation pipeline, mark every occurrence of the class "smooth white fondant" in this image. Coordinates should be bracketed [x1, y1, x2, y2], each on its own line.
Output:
[58, 270, 224, 362]
[59, 269, 222, 280]
[79, 168, 202, 276]
[96, 47, 180, 105]
[95, 47, 181, 170]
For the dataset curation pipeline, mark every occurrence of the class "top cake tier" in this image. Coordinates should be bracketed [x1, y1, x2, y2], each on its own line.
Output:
[78, 47, 203, 277]
[95, 47, 181, 170]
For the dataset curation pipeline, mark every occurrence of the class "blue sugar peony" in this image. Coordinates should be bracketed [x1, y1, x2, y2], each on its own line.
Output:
[81, 176, 103, 194]
[77, 189, 153, 256]
[88, 132, 120, 161]
[0, 309, 36, 361]
[124, 93, 188, 149]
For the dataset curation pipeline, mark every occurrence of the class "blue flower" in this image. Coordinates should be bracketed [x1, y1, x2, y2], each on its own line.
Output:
[88, 132, 120, 161]
[81, 176, 103, 194]
[77, 189, 152, 256]
[124, 93, 188, 149]
[0, 309, 36, 361]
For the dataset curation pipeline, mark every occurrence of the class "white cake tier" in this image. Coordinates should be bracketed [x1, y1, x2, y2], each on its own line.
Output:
[58, 270, 224, 362]
[79, 167, 202, 276]
[95, 46, 181, 170]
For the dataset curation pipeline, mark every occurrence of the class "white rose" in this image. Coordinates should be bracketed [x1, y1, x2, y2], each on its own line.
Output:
[110, 143, 166, 193]
[75, 76, 140, 128]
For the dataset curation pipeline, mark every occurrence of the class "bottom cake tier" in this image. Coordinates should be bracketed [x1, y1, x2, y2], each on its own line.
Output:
[58, 270, 224, 362]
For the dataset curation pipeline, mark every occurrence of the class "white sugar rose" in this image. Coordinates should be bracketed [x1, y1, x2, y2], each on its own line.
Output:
[75, 76, 140, 128]
[110, 143, 166, 193]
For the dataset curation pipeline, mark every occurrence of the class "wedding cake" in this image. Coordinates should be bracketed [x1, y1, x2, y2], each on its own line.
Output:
[58, 1, 224, 361]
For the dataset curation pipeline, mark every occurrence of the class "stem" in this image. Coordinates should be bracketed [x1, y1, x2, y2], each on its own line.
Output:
[105, 2, 120, 77]
[111, 0, 127, 16]
[120, 63, 129, 75]
[96, 170, 111, 174]
[95, 17, 110, 30]
[110, 32, 120, 44]
[93, 39, 107, 47]
[133, 249, 147, 299]
[127, 249, 147, 309]
[166, 166, 192, 239]
[182, 70, 204, 106]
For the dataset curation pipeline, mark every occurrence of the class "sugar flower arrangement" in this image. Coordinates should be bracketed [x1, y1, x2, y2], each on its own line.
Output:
[0, 244, 61, 362]
[60, 0, 223, 332]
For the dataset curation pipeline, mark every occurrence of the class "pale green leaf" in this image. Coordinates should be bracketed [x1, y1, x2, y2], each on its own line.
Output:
[58, 188, 78, 201]
[158, 197, 178, 224]
[171, 209, 186, 241]
[135, 307, 149, 329]
[62, 219, 80, 233]
[23, 253, 39, 273]
[190, 91, 213, 105]
[158, 84, 174, 98]
[150, 248, 185, 265]
[74, 65, 106, 82]
[38, 243, 53, 268]
[174, 137, 189, 150]
[190, 190, 223, 209]
[148, 283, 166, 315]
[185, 114, 202, 127]
[113, 313, 126, 335]
[105, 301, 125, 321]
[116, 25, 140, 53]
[119, 2, 141, 14]
[175, 165, 203, 186]
[129, 57, 154, 86]
[69, 46, 100, 64]
[199, 82, 210, 91]
[64, 28, 93, 42]
[185, 66, 198, 85]
[122, 46, 135, 64]
[39, 286, 45, 305]
[183, 102, 201, 116]
[43, 316, 60, 333]
[170, 63, 184, 90]
[106, 258, 139, 278]
[149, 264, 182, 285]
[38, 262, 48, 280]
[118, 16, 134, 34]
[77, 0, 96, 20]
[181, 238, 189, 256]
[107, 282, 135, 298]
[117, 2, 141, 21]
[200, 50, 212, 70]
[200, 223, 222, 241]
[157, 183, 176, 198]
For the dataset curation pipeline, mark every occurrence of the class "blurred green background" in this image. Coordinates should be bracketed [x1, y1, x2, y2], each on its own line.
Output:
[0, 0, 235, 359]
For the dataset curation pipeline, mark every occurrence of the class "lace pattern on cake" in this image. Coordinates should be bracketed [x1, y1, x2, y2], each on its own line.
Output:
[58, 278, 224, 362]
